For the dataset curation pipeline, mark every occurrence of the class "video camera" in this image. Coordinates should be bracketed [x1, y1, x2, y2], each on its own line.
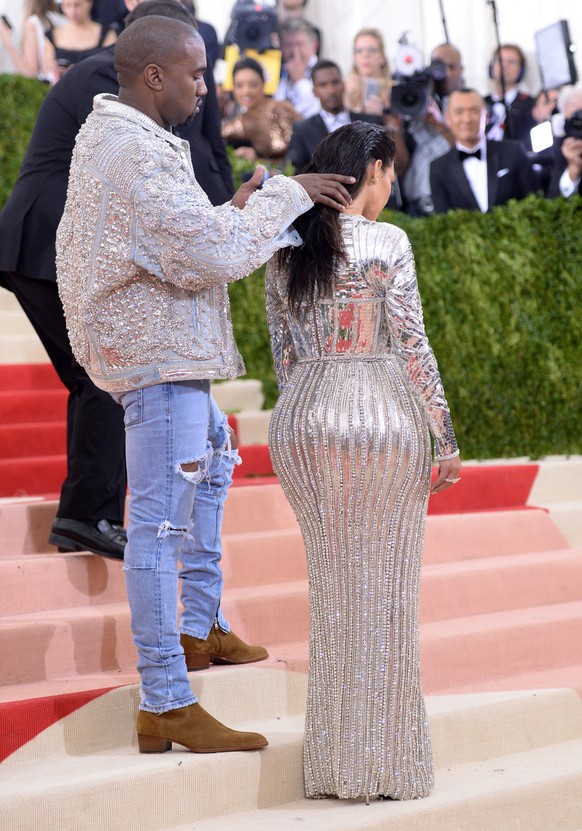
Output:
[564, 110, 582, 139]
[390, 34, 446, 118]
[228, 0, 278, 53]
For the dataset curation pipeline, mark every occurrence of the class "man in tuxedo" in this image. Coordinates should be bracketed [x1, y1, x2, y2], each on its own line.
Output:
[430, 88, 536, 214]
[546, 85, 582, 199]
[0, 0, 233, 559]
[286, 59, 382, 172]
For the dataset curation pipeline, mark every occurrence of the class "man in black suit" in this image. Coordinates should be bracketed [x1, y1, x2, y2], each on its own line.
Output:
[430, 88, 536, 214]
[0, 0, 233, 559]
[286, 59, 382, 172]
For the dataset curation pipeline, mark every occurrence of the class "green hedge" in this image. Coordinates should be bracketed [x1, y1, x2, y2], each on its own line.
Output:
[2, 74, 581, 458]
[230, 194, 582, 459]
[0, 75, 48, 207]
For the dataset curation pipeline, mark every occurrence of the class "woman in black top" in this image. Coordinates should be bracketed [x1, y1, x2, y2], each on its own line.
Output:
[44, 0, 116, 82]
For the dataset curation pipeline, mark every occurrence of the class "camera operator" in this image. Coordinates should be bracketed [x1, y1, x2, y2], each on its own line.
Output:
[395, 41, 464, 216]
[547, 84, 582, 198]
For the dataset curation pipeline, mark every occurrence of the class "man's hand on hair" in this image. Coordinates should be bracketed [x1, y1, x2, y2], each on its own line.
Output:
[293, 173, 355, 210]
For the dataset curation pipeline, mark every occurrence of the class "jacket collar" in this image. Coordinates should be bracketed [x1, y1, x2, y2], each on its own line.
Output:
[92, 93, 190, 154]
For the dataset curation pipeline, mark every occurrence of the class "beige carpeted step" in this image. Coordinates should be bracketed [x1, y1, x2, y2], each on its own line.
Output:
[528, 456, 582, 503]
[163, 746, 582, 831]
[1, 669, 581, 831]
[235, 410, 272, 445]
[547, 502, 582, 548]
[211, 379, 264, 413]
[421, 601, 582, 692]
[0, 335, 49, 364]
[0, 553, 126, 616]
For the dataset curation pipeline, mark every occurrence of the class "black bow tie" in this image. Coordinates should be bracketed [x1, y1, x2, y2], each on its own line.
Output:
[458, 148, 482, 161]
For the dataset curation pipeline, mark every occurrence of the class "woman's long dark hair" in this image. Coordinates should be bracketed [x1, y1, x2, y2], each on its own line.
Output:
[278, 121, 396, 314]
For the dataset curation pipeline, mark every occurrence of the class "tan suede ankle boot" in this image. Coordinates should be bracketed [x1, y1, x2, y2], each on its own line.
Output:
[181, 627, 269, 671]
[136, 702, 268, 753]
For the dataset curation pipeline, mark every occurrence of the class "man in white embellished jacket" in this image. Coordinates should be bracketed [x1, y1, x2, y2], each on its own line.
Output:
[56, 14, 353, 754]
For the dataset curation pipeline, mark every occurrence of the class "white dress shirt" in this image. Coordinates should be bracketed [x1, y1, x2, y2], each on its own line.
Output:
[559, 167, 581, 197]
[487, 86, 520, 142]
[319, 107, 351, 134]
[456, 138, 488, 213]
[274, 55, 319, 119]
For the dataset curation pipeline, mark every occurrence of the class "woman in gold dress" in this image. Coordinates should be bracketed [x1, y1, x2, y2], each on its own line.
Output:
[221, 57, 300, 166]
[266, 122, 461, 802]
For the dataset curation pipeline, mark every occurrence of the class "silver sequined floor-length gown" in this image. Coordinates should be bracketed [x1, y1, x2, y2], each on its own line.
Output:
[266, 215, 459, 801]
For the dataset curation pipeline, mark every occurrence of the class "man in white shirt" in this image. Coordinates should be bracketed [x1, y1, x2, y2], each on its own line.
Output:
[274, 16, 319, 118]
[286, 59, 382, 172]
[430, 88, 536, 214]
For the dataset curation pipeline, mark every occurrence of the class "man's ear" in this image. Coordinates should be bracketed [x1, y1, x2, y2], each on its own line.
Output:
[144, 63, 163, 91]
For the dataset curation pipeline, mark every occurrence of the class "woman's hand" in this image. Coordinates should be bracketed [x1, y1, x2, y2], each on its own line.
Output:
[431, 455, 462, 493]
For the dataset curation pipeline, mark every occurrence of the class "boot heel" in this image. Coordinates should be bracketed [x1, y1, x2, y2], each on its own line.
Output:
[184, 653, 210, 671]
[138, 734, 172, 753]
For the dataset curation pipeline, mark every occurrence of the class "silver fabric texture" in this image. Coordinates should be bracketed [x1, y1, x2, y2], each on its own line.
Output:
[266, 215, 458, 800]
[56, 94, 312, 393]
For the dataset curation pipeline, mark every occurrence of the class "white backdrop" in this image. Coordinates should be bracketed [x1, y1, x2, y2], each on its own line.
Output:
[1, 0, 581, 93]
[194, 0, 582, 95]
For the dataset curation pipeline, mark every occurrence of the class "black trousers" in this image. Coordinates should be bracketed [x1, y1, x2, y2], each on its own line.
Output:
[3, 272, 126, 524]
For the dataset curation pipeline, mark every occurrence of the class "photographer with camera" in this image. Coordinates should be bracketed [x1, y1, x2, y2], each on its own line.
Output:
[392, 39, 462, 216]
[547, 84, 582, 198]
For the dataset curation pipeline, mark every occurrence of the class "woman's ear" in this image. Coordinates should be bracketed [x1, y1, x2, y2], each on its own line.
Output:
[368, 158, 383, 185]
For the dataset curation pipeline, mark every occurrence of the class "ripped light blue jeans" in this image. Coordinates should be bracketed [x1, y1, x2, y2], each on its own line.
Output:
[112, 381, 239, 713]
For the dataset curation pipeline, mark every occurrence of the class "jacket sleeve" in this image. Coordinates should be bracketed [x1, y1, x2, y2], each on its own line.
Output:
[384, 228, 459, 459]
[265, 258, 298, 390]
[132, 169, 313, 292]
[429, 157, 451, 214]
[286, 123, 311, 173]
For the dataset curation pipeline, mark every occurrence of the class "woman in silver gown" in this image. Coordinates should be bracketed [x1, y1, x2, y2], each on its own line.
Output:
[266, 122, 462, 802]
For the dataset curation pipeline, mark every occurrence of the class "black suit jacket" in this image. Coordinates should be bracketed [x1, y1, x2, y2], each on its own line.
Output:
[0, 46, 233, 284]
[546, 139, 581, 198]
[485, 92, 536, 150]
[286, 111, 383, 173]
[429, 139, 536, 214]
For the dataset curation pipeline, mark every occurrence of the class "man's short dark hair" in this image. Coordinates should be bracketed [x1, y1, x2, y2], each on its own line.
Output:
[311, 59, 342, 84]
[125, 0, 197, 29]
[233, 56, 265, 83]
[115, 15, 201, 77]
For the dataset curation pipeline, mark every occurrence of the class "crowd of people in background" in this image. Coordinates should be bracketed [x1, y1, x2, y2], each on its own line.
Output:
[1, 0, 581, 213]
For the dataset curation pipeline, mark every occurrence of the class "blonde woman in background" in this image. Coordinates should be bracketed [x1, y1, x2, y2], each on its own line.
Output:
[0, 0, 64, 80]
[345, 28, 392, 117]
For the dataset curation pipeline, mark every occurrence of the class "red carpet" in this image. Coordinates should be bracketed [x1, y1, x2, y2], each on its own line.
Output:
[0, 364, 539, 511]
[0, 688, 115, 763]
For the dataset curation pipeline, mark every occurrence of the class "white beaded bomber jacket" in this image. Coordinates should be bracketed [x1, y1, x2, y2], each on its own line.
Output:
[56, 94, 312, 393]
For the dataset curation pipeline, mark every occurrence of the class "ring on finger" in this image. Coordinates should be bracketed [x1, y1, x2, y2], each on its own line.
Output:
[445, 477, 461, 484]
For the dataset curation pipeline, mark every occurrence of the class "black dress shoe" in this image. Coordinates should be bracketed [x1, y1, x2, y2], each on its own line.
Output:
[49, 518, 126, 560]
